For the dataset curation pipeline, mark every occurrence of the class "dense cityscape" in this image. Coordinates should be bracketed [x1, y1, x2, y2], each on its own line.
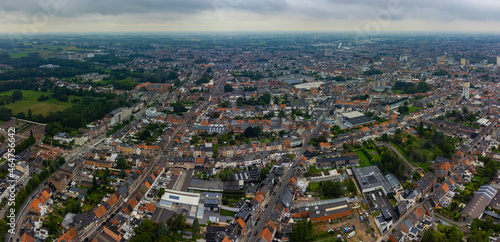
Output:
[0, 33, 499, 242]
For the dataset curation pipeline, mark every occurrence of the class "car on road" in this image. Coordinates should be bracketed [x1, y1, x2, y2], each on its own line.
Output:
[257, 217, 260, 221]
[272, 192, 276, 196]
[254, 231, 258, 236]
[265, 204, 269, 208]
[248, 232, 251, 237]
[279, 182, 282, 186]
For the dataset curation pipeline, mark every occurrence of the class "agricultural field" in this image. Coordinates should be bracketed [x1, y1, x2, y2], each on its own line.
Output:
[0, 90, 79, 116]
[7, 43, 95, 58]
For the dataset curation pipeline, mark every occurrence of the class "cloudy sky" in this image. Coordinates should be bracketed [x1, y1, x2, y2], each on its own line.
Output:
[1, 0, 500, 33]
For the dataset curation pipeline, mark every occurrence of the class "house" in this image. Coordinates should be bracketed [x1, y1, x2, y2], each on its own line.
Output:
[315, 153, 360, 169]
[54, 132, 74, 144]
[74, 134, 88, 146]
[57, 227, 77, 242]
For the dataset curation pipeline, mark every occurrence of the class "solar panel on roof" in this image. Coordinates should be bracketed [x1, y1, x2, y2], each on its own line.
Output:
[169, 195, 180, 200]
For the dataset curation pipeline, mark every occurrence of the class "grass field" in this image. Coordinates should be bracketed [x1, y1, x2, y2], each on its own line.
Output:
[355, 150, 372, 167]
[0, 89, 79, 116]
[354, 148, 381, 167]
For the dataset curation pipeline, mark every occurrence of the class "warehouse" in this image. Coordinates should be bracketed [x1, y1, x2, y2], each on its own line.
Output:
[291, 198, 352, 222]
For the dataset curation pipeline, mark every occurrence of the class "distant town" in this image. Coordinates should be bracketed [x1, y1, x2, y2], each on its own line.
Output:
[0, 33, 499, 242]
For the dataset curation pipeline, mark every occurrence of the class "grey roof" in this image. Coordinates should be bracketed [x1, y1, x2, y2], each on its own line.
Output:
[118, 185, 129, 196]
[385, 173, 401, 188]
[461, 185, 498, 219]
[189, 178, 224, 192]
[353, 166, 395, 194]
[279, 189, 294, 208]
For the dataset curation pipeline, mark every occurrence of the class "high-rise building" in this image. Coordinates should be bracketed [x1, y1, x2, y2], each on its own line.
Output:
[463, 82, 470, 100]
[497, 56, 500, 66]
[461, 58, 469, 66]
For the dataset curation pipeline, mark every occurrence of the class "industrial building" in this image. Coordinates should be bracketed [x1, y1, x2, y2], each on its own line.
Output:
[352, 166, 395, 195]
[291, 198, 353, 222]
[461, 185, 498, 221]
[342, 111, 376, 128]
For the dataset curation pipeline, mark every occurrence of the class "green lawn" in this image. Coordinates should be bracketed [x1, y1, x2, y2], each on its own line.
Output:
[354, 148, 381, 167]
[8, 52, 30, 58]
[0, 90, 79, 115]
[408, 106, 419, 113]
[82, 203, 94, 212]
[355, 150, 372, 167]
[220, 209, 237, 217]
[89, 192, 106, 203]
[308, 182, 321, 192]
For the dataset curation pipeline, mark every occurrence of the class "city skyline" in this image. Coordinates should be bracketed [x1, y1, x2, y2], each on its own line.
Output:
[1, 0, 500, 33]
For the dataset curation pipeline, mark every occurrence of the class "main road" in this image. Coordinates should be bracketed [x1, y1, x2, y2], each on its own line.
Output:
[245, 101, 335, 241]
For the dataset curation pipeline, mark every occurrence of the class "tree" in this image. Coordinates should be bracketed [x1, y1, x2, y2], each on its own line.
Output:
[116, 157, 127, 169]
[418, 121, 425, 137]
[120, 169, 126, 178]
[92, 176, 98, 191]
[192, 218, 199, 233]
[393, 134, 402, 144]
[139, 130, 151, 141]
[71, 200, 81, 213]
[167, 213, 186, 232]
[381, 133, 389, 142]
[190, 135, 199, 145]
[28, 109, 32, 120]
[17, 112, 25, 119]
[157, 222, 169, 237]
[321, 181, 341, 197]
[260, 167, 270, 181]
[347, 180, 356, 193]
[158, 188, 165, 198]
[224, 84, 234, 92]
[12, 90, 23, 100]
[0, 135, 5, 142]
[278, 110, 286, 118]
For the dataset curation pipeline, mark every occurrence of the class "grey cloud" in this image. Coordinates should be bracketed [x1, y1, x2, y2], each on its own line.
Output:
[1, 0, 499, 23]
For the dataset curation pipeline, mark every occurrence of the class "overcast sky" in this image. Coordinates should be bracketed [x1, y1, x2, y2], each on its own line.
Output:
[1, 0, 500, 33]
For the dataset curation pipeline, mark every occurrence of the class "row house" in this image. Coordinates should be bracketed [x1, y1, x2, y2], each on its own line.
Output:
[84, 158, 113, 169]
[164, 157, 196, 169]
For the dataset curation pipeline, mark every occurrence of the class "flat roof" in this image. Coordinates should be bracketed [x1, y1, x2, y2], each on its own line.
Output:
[342, 111, 365, 119]
[344, 116, 376, 126]
[292, 200, 351, 219]
[161, 189, 200, 207]
[353, 166, 395, 194]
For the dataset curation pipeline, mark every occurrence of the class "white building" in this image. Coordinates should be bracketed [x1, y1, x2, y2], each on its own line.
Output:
[146, 107, 158, 117]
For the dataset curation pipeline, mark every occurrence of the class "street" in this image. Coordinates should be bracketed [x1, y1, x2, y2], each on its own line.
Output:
[244, 102, 334, 241]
